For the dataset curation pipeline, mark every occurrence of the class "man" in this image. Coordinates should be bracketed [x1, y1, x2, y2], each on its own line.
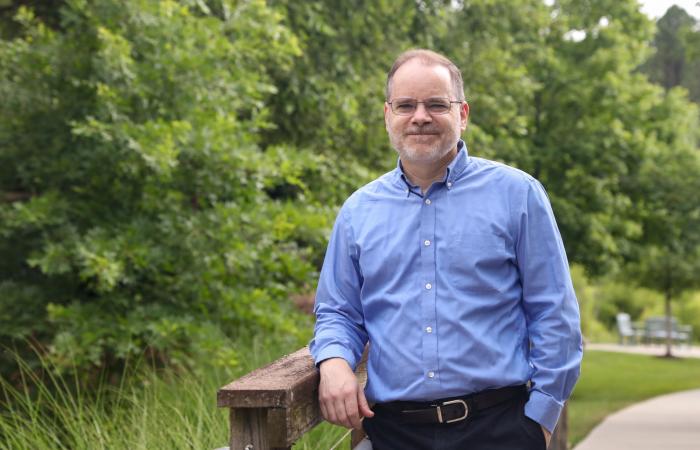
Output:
[310, 49, 582, 450]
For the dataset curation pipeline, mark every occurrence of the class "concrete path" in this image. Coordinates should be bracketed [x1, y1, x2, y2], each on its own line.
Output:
[573, 388, 700, 450]
[586, 342, 700, 358]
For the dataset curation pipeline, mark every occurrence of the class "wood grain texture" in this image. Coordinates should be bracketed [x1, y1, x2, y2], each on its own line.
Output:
[229, 408, 269, 450]
[218, 347, 319, 409]
[549, 403, 568, 450]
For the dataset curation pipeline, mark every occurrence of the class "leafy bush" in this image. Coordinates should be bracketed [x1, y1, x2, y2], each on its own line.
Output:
[675, 291, 700, 342]
[0, 0, 326, 374]
[571, 265, 614, 343]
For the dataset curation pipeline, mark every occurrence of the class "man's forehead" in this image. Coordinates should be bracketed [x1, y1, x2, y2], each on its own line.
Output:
[390, 60, 452, 96]
[393, 58, 450, 78]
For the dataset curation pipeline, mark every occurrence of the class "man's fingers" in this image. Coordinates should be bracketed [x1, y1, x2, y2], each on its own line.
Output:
[541, 425, 552, 447]
[334, 397, 352, 428]
[344, 388, 362, 429]
[319, 399, 329, 423]
[323, 400, 338, 425]
[357, 389, 374, 418]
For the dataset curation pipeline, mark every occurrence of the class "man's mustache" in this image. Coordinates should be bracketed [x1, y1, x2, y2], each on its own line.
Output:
[405, 127, 440, 135]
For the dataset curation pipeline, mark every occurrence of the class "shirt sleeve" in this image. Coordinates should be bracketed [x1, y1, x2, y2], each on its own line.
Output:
[309, 205, 368, 370]
[516, 179, 583, 433]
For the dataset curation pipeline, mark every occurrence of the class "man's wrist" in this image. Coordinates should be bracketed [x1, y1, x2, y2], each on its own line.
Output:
[319, 357, 351, 371]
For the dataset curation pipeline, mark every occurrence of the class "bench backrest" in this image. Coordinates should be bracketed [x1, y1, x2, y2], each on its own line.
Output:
[645, 316, 678, 332]
[616, 313, 634, 336]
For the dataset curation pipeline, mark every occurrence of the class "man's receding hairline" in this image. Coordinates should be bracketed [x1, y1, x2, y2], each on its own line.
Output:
[385, 49, 465, 101]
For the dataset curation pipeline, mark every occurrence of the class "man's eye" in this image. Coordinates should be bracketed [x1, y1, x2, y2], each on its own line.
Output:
[427, 101, 450, 112]
[395, 102, 416, 112]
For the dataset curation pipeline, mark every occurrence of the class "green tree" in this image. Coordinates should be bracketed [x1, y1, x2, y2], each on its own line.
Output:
[641, 5, 700, 103]
[625, 90, 700, 357]
[634, 5, 700, 356]
[0, 0, 327, 374]
[428, 0, 664, 275]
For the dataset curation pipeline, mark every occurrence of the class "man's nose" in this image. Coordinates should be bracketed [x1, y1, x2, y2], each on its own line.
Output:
[411, 103, 433, 124]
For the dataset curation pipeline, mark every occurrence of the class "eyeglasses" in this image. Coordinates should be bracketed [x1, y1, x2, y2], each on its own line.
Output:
[387, 97, 464, 116]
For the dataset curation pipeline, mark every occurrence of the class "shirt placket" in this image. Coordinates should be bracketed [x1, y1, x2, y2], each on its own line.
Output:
[420, 190, 439, 387]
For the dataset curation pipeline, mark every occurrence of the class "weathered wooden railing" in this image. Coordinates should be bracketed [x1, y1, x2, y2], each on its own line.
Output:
[217, 347, 568, 449]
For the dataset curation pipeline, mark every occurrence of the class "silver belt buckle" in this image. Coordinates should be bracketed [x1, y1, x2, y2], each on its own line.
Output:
[437, 399, 469, 423]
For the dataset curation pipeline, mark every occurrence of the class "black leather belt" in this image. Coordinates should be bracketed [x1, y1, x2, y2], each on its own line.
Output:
[374, 385, 527, 425]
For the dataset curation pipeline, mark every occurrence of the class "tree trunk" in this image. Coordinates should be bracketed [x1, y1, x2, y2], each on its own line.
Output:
[664, 291, 673, 358]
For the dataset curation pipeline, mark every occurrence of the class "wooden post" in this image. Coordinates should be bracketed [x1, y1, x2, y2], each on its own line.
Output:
[229, 408, 270, 450]
[549, 403, 568, 450]
[217, 348, 321, 449]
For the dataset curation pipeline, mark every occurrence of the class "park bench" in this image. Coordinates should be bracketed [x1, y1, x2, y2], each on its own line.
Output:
[616, 313, 692, 346]
[641, 316, 692, 346]
[217, 346, 569, 450]
[616, 313, 644, 345]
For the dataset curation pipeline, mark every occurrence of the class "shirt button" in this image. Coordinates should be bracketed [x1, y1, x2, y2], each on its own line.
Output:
[447, 181, 453, 188]
[427, 371, 435, 378]
[425, 283, 432, 290]
[424, 240, 431, 246]
[425, 326, 433, 333]
[424, 199, 431, 205]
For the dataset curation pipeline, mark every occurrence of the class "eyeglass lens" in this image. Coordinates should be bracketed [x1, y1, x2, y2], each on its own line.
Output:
[390, 98, 457, 115]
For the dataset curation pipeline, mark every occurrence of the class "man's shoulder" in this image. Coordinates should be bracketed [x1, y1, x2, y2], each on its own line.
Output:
[342, 169, 399, 208]
[467, 156, 538, 188]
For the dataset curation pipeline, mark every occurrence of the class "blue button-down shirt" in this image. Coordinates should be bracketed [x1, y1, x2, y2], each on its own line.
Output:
[310, 141, 582, 432]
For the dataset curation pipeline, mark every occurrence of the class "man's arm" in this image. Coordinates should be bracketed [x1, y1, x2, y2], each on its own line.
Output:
[515, 179, 583, 434]
[310, 206, 372, 429]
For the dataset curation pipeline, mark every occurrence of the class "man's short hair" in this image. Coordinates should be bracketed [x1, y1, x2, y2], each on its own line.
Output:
[385, 49, 465, 101]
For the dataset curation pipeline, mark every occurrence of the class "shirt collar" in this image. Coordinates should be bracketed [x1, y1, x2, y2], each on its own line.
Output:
[393, 139, 470, 191]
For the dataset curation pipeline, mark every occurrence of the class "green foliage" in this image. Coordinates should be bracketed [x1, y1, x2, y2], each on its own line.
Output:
[1, 0, 699, 379]
[571, 265, 612, 342]
[593, 282, 662, 329]
[0, 333, 352, 450]
[676, 290, 700, 342]
[0, 0, 322, 374]
[641, 5, 700, 102]
[627, 8, 700, 343]
[622, 93, 700, 319]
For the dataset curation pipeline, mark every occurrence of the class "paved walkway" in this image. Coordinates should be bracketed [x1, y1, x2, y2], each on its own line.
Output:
[586, 342, 700, 358]
[573, 388, 700, 450]
[574, 343, 700, 449]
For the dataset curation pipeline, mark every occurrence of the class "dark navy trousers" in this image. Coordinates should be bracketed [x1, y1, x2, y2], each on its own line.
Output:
[362, 392, 547, 450]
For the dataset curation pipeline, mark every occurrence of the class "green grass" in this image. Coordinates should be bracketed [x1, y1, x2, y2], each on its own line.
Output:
[4, 346, 700, 449]
[0, 336, 350, 450]
[568, 349, 700, 445]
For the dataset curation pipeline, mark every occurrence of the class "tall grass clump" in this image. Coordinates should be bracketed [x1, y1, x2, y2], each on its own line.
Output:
[0, 335, 349, 450]
[0, 344, 229, 450]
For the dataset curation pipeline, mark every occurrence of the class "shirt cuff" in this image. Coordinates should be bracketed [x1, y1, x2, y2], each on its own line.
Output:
[313, 343, 359, 370]
[524, 389, 563, 433]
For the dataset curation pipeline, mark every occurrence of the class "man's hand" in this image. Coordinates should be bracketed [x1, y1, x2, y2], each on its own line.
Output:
[541, 425, 552, 448]
[318, 358, 374, 430]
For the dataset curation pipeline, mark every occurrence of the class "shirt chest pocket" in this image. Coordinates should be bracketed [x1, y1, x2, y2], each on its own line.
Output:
[445, 232, 510, 293]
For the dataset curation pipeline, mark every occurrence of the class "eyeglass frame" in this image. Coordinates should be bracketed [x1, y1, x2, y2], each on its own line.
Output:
[386, 97, 466, 116]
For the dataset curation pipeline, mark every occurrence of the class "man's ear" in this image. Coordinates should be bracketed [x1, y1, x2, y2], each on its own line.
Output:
[384, 102, 391, 129]
[460, 101, 470, 130]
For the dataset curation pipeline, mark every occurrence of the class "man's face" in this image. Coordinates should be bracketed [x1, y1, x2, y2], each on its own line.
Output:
[384, 59, 468, 164]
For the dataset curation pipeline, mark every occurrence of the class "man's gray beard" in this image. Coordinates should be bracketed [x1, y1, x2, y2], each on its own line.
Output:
[391, 139, 454, 163]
